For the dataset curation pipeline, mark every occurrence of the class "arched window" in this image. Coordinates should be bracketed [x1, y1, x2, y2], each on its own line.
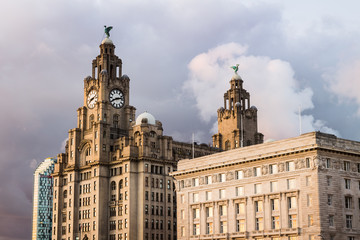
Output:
[119, 179, 123, 189]
[85, 148, 91, 156]
[110, 181, 116, 191]
[225, 140, 231, 150]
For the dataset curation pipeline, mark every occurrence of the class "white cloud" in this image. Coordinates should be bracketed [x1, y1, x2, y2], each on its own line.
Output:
[29, 159, 38, 170]
[183, 42, 339, 140]
[61, 138, 68, 152]
[325, 60, 360, 115]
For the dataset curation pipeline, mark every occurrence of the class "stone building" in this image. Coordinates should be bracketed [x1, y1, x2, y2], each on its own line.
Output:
[212, 73, 263, 151]
[51, 37, 218, 240]
[32, 157, 57, 240]
[172, 131, 360, 240]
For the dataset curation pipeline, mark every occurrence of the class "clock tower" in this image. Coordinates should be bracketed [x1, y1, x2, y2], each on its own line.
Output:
[51, 31, 219, 240]
[212, 73, 263, 150]
[68, 37, 136, 168]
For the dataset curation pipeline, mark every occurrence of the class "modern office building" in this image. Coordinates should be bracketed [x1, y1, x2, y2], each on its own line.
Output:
[51, 35, 218, 240]
[173, 131, 360, 240]
[32, 157, 57, 240]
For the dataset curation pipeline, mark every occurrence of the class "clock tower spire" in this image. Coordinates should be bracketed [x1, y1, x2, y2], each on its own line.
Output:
[212, 72, 263, 150]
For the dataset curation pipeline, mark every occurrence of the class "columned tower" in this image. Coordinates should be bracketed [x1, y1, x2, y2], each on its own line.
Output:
[212, 73, 263, 150]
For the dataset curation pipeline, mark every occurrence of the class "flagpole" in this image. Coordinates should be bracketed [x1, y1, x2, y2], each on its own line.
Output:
[192, 133, 195, 159]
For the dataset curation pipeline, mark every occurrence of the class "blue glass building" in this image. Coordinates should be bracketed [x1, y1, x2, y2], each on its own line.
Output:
[32, 157, 57, 240]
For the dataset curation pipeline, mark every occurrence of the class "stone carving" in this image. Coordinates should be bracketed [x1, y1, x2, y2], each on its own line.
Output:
[185, 179, 192, 188]
[295, 159, 305, 169]
[199, 177, 205, 185]
[351, 163, 357, 172]
[333, 159, 340, 169]
[226, 171, 234, 181]
[278, 163, 285, 172]
[212, 174, 218, 183]
[244, 168, 252, 178]
[262, 165, 268, 175]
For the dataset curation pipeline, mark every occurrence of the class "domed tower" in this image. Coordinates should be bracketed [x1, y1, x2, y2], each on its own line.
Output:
[212, 73, 263, 150]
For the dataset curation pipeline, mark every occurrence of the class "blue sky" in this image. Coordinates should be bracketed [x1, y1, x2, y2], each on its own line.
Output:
[1, 0, 360, 239]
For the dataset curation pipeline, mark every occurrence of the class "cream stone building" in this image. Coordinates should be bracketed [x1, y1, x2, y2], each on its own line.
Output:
[172, 131, 360, 240]
[51, 36, 218, 240]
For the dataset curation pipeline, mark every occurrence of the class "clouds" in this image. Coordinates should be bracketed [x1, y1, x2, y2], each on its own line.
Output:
[183, 42, 339, 140]
[0, 1, 360, 240]
[325, 60, 360, 115]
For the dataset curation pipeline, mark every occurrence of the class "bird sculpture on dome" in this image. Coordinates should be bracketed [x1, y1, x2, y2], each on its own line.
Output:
[104, 25, 113, 38]
[230, 64, 239, 74]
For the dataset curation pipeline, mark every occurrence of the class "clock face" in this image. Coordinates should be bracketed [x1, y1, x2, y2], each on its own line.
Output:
[87, 90, 98, 109]
[109, 89, 125, 108]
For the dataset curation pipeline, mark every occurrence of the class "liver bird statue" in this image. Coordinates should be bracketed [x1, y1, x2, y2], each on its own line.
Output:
[231, 64, 239, 74]
[104, 25, 113, 38]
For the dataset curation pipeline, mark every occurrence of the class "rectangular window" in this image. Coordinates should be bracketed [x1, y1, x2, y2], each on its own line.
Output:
[287, 179, 296, 189]
[193, 208, 200, 219]
[254, 167, 261, 177]
[220, 221, 227, 233]
[326, 158, 331, 168]
[206, 206, 213, 217]
[206, 191, 212, 201]
[306, 176, 311, 186]
[286, 161, 295, 171]
[219, 205, 227, 216]
[308, 215, 314, 226]
[328, 194, 333, 205]
[219, 173, 226, 182]
[236, 219, 245, 232]
[307, 194, 312, 207]
[236, 186, 244, 196]
[306, 157, 310, 168]
[271, 199, 279, 211]
[255, 200, 263, 212]
[329, 215, 334, 227]
[344, 161, 350, 171]
[193, 178, 199, 187]
[270, 181, 278, 192]
[255, 217, 263, 231]
[327, 176, 331, 186]
[193, 193, 199, 203]
[219, 189, 226, 199]
[205, 175, 212, 184]
[345, 179, 351, 189]
[193, 224, 200, 235]
[346, 215, 353, 229]
[206, 222, 213, 234]
[236, 170, 244, 179]
[289, 215, 297, 228]
[271, 216, 280, 229]
[345, 196, 352, 209]
[269, 164, 278, 174]
[237, 202, 245, 214]
[288, 197, 297, 209]
[254, 183, 262, 194]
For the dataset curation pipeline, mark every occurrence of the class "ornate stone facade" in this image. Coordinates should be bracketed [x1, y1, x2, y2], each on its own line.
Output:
[51, 38, 218, 240]
[173, 132, 360, 240]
